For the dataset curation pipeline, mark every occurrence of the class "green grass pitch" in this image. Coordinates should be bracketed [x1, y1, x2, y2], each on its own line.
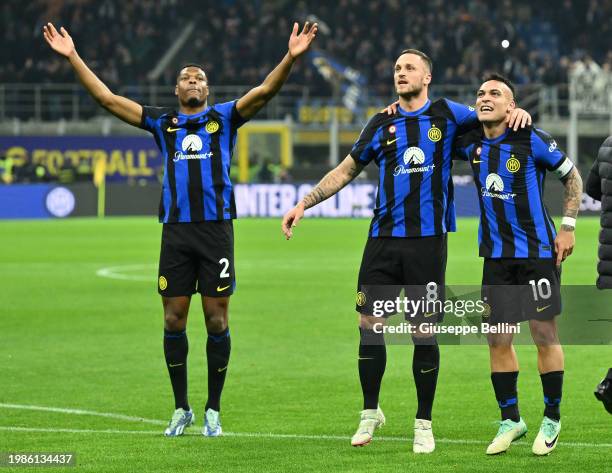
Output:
[1, 216, 611, 472]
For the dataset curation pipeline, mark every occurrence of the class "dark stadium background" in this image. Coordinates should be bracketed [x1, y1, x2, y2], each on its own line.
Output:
[0, 0, 610, 218]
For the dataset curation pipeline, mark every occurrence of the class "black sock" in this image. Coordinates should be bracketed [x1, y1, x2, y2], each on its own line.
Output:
[359, 328, 387, 410]
[164, 329, 189, 411]
[412, 338, 440, 421]
[491, 371, 520, 422]
[205, 327, 231, 412]
[541, 370, 563, 421]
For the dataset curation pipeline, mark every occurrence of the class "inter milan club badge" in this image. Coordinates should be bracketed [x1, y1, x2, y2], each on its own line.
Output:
[388, 125, 396, 134]
[506, 156, 520, 173]
[428, 125, 442, 142]
[206, 121, 220, 134]
[476, 146, 482, 156]
[172, 117, 178, 125]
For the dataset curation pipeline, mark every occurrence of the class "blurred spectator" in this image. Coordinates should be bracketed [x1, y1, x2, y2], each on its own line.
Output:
[0, 0, 610, 98]
[257, 159, 273, 183]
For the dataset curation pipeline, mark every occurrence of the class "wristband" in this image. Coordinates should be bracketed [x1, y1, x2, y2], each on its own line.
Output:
[561, 216, 576, 229]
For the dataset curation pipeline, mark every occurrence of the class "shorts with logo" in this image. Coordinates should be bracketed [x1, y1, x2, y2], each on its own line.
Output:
[481, 258, 561, 324]
[356, 234, 447, 322]
[158, 221, 235, 297]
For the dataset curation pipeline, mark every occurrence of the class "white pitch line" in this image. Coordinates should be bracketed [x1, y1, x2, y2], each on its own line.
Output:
[1, 404, 610, 449]
[0, 426, 160, 436]
[95, 264, 155, 281]
[0, 403, 165, 426]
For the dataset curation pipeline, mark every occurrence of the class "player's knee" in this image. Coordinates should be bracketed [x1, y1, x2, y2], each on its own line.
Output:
[488, 341, 514, 360]
[164, 312, 187, 331]
[163, 305, 188, 331]
[203, 298, 229, 332]
[530, 320, 559, 346]
[205, 314, 227, 333]
[487, 332, 514, 348]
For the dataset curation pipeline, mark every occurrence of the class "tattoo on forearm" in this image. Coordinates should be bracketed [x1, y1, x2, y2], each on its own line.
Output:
[301, 160, 362, 209]
[562, 168, 583, 220]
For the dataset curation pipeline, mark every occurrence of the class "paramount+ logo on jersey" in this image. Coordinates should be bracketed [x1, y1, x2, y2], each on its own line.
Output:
[481, 173, 517, 200]
[393, 146, 435, 176]
[173, 134, 213, 162]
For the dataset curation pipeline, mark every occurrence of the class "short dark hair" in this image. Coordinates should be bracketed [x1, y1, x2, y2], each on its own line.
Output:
[398, 49, 433, 73]
[177, 63, 207, 80]
[482, 73, 515, 98]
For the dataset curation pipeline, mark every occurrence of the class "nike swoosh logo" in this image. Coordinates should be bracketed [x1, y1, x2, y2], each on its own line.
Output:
[358, 357, 375, 360]
[472, 159, 483, 163]
[536, 305, 551, 313]
[166, 127, 181, 132]
[217, 285, 231, 292]
[424, 312, 436, 318]
[217, 366, 228, 372]
[544, 434, 559, 448]
[168, 363, 184, 368]
[420, 367, 437, 374]
[386, 138, 398, 145]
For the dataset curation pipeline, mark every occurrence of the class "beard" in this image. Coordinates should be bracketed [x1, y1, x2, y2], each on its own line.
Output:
[396, 82, 424, 100]
[183, 96, 205, 108]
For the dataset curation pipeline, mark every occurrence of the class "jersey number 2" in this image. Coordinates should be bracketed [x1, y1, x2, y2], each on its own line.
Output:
[219, 258, 230, 278]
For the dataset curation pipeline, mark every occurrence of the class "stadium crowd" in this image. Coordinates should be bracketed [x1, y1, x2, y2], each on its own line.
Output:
[1, 0, 610, 96]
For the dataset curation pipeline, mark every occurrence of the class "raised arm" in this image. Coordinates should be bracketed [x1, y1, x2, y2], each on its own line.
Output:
[236, 22, 317, 120]
[281, 156, 364, 239]
[43, 22, 142, 127]
[555, 166, 583, 266]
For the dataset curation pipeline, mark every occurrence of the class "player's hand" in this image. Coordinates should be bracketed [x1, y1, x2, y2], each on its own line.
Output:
[382, 101, 399, 115]
[507, 108, 532, 131]
[43, 23, 76, 58]
[288, 21, 318, 59]
[554, 229, 575, 267]
[282, 202, 305, 240]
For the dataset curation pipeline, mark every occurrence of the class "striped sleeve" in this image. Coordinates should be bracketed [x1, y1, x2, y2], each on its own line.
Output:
[349, 114, 383, 165]
[444, 99, 478, 130]
[214, 100, 248, 128]
[531, 128, 573, 178]
[140, 106, 171, 132]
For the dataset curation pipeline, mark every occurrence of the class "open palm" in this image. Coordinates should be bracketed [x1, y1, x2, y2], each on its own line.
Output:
[43, 22, 75, 57]
[288, 21, 318, 59]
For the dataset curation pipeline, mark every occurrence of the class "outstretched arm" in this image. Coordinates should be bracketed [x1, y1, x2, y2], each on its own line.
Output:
[382, 101, 532, 131]
[236, 22, 317, 120]
[281, 156, 364, 239]
[43, 22, 142, 127]
[554, 167, 583, 266]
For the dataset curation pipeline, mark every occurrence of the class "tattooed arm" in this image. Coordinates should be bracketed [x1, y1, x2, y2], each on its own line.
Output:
[554, 166, 583, 265]
[281, 156, 364, 239]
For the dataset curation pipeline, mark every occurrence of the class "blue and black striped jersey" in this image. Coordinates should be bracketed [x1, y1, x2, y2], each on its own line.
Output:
[455, 126, 574, 258]
[350, 98, 478, 237]
[140, 100, 248, 223]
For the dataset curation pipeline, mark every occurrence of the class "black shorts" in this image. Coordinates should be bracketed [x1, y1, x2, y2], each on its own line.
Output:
[356, 234, 447, 321]
[158, 221, 235, 298]
[482, 258, 562, 324]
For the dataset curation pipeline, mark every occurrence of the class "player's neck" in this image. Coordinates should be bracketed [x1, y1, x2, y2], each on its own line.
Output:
[179, 101, 208, 115]
[482, 121, 508, 140]
[398, 93, 428, 112]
